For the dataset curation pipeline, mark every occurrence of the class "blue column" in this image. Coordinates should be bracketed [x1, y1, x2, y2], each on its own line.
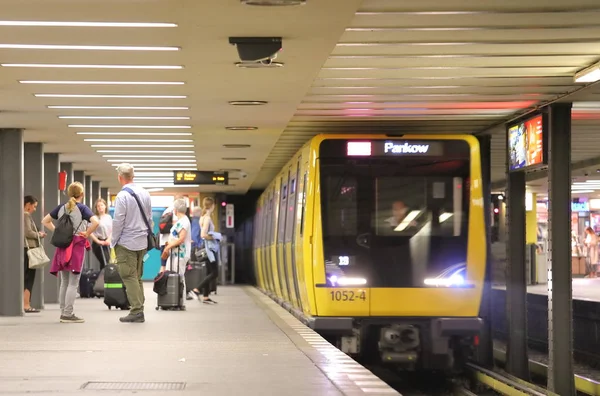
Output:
[44, 154, 60, 303]
[24, 143, 45, 310]
[0, 129, 24, 316]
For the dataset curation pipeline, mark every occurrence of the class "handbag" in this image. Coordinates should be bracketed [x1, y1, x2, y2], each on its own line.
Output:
[25, 222, 50, 269]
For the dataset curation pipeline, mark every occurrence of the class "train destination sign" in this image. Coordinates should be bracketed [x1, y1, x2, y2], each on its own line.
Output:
[347, 140, 444, 157]
[173, 170, 229, 185]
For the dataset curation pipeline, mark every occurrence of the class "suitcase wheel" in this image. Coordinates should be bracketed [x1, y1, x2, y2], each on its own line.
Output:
[155, 307, 159, 310]
[108, 306, 112, 310]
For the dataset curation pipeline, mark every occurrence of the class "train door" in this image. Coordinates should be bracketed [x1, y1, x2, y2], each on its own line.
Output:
[284, 163, 301, 310]
[277, 174, 291, 302]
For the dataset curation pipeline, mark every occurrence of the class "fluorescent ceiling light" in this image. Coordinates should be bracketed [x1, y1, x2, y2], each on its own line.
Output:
[0, 21, 176, 27]
[113, 164, 192, 167]
[50, 106, 189, 110]
[575, 62, 600, 83]
[102, 154, 195, 158]
[134, 168, 196, 171]
[91, 144, 193, 148]
[77, 132, 192, 136]
[573, 190, 594, 193]
[36, 94, 186, 99]
[60, 116, 190, 120]
[83, 139, 193, 143]
[106, 159, 196, 163]
[96, 150, 194, 153]
[135, 172, 175, 176]
[3, 64, 182, 69]
[70, 125, 191, 129]
[22, 80, 184, 85]
[137, 184, 200, 188]
[0, 44, 178, 51]
[146, 188, 165, 193]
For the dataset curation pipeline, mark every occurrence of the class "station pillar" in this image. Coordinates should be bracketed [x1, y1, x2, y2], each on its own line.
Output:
[0, 129, 24, 316]
[85, 175, 92, 207]
[547, 103, 575, 395]
[101, 187, 109, 205]
[24, 143, 45, 310]
[505, 131, 530, 380]
[92, 181, 100, 205]
[44, 154, 60, 303]
[476, 135, 494, 368]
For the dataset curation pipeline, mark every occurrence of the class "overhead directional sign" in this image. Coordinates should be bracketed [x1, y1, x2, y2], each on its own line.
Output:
[173, 170, 229, 185]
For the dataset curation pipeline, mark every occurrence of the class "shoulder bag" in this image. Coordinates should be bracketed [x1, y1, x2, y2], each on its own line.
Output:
[25, 221, 50, 269]
[123, 187, 159, 251]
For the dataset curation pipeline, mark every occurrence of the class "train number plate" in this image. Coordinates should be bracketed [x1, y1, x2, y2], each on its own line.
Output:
[329, 289, 366, 302]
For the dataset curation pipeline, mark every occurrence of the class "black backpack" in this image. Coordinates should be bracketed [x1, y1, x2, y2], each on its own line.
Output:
[158, 212, 173, 235]
[50, 206, 83, 248]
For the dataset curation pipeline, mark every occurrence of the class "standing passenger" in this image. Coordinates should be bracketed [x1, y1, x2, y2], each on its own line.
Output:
[23, 195, 46, 313]
[192, 197, 220, 304]
[43, 182, 99, 323]
[90, 198, 113, 269]
[111, 163, 152, 323]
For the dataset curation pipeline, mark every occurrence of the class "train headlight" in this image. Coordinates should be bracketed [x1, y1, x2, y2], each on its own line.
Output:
[328, 275, 367, 287]
[424, 274, 466, 287]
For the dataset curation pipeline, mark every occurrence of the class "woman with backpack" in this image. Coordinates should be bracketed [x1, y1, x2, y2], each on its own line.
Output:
[42, 182, 99, 323]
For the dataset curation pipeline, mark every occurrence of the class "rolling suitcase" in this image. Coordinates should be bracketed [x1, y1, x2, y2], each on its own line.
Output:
[103, 263, 130, 310]
[156, 248, 185, 311]
[185, 261, 204, 294]
[79, 268, 99, 298]
[92, 247, 109, 298]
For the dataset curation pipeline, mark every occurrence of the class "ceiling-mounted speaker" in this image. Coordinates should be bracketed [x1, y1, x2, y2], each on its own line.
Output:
[229, 37, 282, 63]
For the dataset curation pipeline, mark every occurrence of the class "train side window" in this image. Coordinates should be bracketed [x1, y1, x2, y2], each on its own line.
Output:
[300, 171, 308, 236]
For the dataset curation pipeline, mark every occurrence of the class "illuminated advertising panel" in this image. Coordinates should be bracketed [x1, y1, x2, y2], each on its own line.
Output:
[508, 114, 545, 171]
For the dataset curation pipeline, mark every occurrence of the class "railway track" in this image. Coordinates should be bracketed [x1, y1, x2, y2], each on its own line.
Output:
[366, 362, 558, 396]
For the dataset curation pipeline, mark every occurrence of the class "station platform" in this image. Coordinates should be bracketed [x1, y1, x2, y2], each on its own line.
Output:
[0, 285, 397, 396]
[493, 278, 600, 302]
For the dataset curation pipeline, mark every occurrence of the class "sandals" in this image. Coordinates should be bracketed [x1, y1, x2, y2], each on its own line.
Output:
[24, 307, 40, 313]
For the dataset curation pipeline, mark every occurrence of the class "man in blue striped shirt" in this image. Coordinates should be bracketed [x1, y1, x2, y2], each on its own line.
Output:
[111, 163, 152, 323]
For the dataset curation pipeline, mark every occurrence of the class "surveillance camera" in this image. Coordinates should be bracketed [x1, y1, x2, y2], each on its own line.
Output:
[240, 172, 248, 179]
[229, 37, 282, 62]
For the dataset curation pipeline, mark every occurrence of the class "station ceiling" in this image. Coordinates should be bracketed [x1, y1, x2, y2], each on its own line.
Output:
[3, 0, 600, 194]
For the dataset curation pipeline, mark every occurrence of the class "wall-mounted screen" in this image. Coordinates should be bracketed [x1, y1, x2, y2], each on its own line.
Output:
[508, 114, 545, 171]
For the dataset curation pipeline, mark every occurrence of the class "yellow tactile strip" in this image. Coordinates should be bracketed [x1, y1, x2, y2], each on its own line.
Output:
[245, 287, 400, 396]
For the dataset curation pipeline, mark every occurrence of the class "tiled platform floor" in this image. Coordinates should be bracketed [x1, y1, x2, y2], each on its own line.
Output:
[0, 284, 398, 396]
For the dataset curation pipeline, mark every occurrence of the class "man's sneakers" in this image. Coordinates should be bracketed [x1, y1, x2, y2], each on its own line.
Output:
[60, 314, 84, 323]
[119, 312, 145, 323]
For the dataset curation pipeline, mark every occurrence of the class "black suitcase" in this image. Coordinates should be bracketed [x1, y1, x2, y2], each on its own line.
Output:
[92, 246, 109, 297]
[156, 248, 185, 311]
[79, 269, 99, 298]
[185, 261, 204, 294]
[103, 263, 130, 310]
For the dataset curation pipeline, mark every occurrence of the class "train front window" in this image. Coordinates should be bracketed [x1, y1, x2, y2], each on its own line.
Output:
[319, 139, 471, 288]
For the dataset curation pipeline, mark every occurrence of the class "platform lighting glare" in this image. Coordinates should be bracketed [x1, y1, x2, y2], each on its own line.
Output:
[52, 106, 188, 110]
[575, 62, 600, 83]
[60, 116, 190, 120]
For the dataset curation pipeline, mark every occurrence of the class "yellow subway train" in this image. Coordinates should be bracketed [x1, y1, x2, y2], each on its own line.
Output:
[252, 134, 486, 371]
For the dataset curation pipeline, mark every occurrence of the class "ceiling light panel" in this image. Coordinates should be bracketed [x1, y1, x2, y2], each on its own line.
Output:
[0, 21, 177, 27]
[50, 106, 189, 110]
[60, 116, 190, 120]
[106, 159, 196, 162]
[91, 145, 194, 147]
[84, 139, 193, 142]
[77, 132, 192, 136]
[21, 80, 184, 85]
[37, 94, 187, 99]
[0, 44, 178, 51]
[102, 155, 195, 158]
[70, 125, 191, 128]
[3, 64, 182, 69]
[96, 150, 194, 153]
